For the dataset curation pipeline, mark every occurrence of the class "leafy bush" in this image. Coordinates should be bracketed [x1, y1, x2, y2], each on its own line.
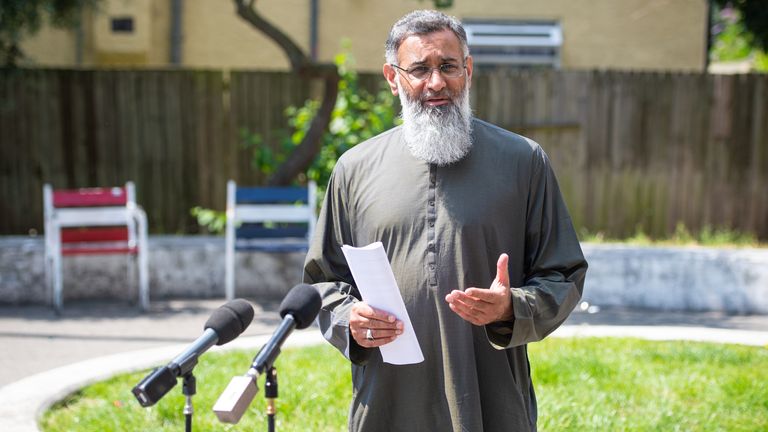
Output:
[248, 44, 400, 190]
[710, 3, 768, 71]
[193, 45, 400, 233]
[579, 222, 761, 247]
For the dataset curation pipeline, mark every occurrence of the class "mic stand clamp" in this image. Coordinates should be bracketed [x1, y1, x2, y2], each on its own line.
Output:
[265, 367, 278, 432]
[182, 372, 196, 432]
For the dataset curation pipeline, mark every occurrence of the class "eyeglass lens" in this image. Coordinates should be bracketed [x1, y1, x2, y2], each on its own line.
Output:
[402, 64, 464, 80]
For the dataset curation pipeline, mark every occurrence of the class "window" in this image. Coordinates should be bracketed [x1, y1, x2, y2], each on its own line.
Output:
[464, 21, 562, 68]
[111, 17, 135, 33]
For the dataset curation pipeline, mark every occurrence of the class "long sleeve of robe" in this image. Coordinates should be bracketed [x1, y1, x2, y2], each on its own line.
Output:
[303, 118, 587, 432]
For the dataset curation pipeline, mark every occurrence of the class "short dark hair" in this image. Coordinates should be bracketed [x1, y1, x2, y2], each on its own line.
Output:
[385, 10, 469, 65]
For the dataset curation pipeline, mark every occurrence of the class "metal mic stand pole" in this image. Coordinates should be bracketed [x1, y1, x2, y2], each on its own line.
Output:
[265, 367, 278, 432]
[182, 372, 196, 432]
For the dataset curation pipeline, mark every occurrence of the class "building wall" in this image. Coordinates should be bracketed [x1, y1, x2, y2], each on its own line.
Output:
[148, 0, 172, 65]
[92, 0, 152, 65]
[19, 25, 78, 67]
[182, 0, 310, 70]
[18, 0, 707, 71]
[319, 0, 708, 72]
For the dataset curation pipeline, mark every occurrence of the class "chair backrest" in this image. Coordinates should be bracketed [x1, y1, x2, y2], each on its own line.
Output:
[43, 182, 140, 255]
[226, 180, 317, 251]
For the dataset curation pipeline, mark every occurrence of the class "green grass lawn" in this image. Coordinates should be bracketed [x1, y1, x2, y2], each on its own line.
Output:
[41, 337, 768, 431]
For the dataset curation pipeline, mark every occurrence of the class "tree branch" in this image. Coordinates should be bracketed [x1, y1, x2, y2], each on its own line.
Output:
[233, 0, 311, 70]
[266, 71, 340, 185]
[232, 0, 340, 185]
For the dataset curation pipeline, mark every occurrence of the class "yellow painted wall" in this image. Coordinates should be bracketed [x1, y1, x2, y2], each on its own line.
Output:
[18, 26, 77, 67]
[93, 0, 151, 54]
[182, 0, 310, 70]
[148, 1, 171, 65]
[18, 0, 707, 72]
[318, 0, 708, 72]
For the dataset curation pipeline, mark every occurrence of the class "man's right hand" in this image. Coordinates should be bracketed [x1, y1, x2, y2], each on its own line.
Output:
[349, 302, 404, 348]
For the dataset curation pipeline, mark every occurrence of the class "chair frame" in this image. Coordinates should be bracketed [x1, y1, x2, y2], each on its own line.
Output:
[43, 182, 149, 312]
[224, 180, 316, 300]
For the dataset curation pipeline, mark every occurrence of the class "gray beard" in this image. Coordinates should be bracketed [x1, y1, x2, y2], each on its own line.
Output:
[398, 80, 473, 166]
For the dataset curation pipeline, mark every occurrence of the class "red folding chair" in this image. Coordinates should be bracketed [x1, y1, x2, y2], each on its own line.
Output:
[43, 182, 149, 312]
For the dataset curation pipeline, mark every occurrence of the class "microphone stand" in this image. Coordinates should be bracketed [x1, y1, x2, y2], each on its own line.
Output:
[265, 367, 278, 432]
[182, 372, 196, 432]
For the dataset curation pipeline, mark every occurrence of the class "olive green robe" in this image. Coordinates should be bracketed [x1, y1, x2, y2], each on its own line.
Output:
[304, 118, 587, 432]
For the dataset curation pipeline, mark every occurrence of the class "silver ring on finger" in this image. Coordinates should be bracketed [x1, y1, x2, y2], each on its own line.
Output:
[366, 328, 374, 341]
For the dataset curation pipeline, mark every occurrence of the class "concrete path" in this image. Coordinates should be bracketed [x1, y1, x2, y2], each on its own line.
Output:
[0, 299, 283, 388]
[0, 300, 766, 432]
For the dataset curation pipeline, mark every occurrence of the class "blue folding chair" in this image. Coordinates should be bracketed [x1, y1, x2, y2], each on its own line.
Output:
[224, 180, 317, 300]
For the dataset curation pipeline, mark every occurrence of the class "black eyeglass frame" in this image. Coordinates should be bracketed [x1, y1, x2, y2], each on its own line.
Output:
[390, 61, 468, 82]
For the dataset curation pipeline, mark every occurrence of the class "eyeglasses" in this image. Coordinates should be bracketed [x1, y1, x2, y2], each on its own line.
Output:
[390, 63, 466, 81]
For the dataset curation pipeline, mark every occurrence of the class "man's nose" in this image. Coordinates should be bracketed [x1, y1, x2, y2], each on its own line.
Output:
[425, 69, 447, 92]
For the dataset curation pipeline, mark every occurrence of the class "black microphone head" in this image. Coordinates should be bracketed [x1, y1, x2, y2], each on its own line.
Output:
[206, 299, 255, 345]
[279, 284, 321, 329]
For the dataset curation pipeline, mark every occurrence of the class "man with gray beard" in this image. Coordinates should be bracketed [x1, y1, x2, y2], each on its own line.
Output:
[398, 58, 473, 166]
[304, 9, 587, 432]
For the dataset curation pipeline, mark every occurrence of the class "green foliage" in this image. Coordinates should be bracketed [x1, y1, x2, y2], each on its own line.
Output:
[755, 50, 768, 70]
[41, 338, 768, 431]
[0, 0, 100, 66]
[580, 222, 761, 248]
[189, 206, 226, 235]
[192, 46, 399, 233]
[714, 0, 768, 52]
[710, 1, 768, 71]
[419, 0, 454, 9]
[192, 46, 399, 232]
[241, 43, 400, 190]
[712, 13, 754, 61]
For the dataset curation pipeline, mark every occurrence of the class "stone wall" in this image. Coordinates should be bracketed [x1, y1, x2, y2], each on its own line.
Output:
[0, 236, 305, 306]
[581, 244, 768, 314]
[1, 237, 767, 314]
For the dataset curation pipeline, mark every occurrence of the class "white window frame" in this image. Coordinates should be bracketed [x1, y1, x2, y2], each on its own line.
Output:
[464, 21, 563, 68]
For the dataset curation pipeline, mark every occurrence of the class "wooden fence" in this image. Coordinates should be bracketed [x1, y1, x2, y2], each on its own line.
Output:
[0, 69, 314, 234]
[1, 68, 766, 239]
[472, 70, 768, 239]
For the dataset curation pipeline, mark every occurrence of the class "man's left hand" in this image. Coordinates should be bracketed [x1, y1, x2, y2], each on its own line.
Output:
[445, 253, 514, 325]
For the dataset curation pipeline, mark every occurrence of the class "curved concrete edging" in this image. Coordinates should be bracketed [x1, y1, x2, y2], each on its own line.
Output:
[0, 330, 324, 432]
[1, 326, 766, 432]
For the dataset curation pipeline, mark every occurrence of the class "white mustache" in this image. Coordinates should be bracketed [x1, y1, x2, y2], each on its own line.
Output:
[416, 90, 455, 107]
[397, 80, 474, 166]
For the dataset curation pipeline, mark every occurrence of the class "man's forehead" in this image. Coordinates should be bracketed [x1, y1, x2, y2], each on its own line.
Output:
[397, 29, 463, 63]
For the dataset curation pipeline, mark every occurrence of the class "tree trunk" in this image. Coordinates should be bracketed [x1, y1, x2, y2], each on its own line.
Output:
[233, 0, 340, 186]
[267, 65, 339, 186]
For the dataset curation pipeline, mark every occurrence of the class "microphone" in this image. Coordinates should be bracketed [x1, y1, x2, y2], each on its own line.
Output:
[132, 298, 254, 407]
[213, 284, 321, 424]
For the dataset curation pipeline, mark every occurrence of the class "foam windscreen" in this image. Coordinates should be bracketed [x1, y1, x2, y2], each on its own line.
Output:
[279, 284, 322, 329]
[205, 298, 255, 345]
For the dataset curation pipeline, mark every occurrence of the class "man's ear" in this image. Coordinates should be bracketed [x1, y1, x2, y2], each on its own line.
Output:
[465, 55, 474, 89]
[383, 63, 399, 96]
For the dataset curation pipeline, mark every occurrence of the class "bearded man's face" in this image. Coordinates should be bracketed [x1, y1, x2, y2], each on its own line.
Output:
[385, 29, 474, 166]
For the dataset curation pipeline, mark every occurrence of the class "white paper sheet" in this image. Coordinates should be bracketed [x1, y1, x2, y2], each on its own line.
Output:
[341, 242, 424, 365]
